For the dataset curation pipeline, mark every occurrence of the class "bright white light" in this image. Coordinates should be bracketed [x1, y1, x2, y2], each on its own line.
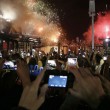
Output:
[29, 38, 33, 39]
[6, 19, 11, 22]
[32, 49, 35, 52]
[0, 15, 3, 18]
[2, 11, 16, 21]
[1, 5, 16, 21]
[38, 27, 43, 33]
[105, 26, 109, 32]
[4, 61, 14, 68]
[106, 36, 109, 38]
[57, 32, 61, 36]
[29, 39, 34, 41]
[105, 38, 109, 42]
[53, 38, 58, 43]
[27, 53, 30, 56]
[51, 35, 58, 43]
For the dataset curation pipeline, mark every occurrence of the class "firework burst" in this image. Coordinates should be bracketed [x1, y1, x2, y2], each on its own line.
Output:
[0, 0, 63, 45]
[84, 11, 110, 44]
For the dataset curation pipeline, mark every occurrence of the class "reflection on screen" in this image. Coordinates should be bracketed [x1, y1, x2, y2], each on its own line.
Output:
[48, 75, 67, 87]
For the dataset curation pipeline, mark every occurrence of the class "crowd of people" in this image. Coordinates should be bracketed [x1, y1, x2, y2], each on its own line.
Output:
[0, 47, 110, 110]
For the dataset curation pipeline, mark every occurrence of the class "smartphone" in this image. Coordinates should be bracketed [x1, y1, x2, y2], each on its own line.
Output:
[48, 75, 67, 88]
[68, 58, 77, 66]
[3, 61, 16, 70]
[47, 60, 56, 70]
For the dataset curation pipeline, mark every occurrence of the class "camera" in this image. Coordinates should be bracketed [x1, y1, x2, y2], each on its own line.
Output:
[43, 70, 74, 97]
[44, 70, 74, 89]
[48, 75, 67, 88]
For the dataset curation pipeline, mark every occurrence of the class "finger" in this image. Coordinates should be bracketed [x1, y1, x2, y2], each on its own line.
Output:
[98, 75, 110, 83]
[34, 84, 48, 110]
[17, 59, 29, 70]
[78, 68, 88, 78]
[83, 68, 93, 77]
[69, 88, 82, 99]
[38, 84, 48, 98]
[19, 86, 30, 105]
[94, 77, 102, 85]
[17, 59, 21, 68]
[17, 60, 24, 71]
[17, 60, 31, 87]
[69, 67, 82, 79]
[97, 75, 110, 92]
[35, 65, 46, 83]
[22, 77, 31, 88]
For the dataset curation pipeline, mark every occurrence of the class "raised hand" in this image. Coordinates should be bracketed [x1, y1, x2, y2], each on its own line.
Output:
[68, 67, 105, 108]
[17, 59, 31, 88]
[99, 75, 110, 96]
[18, 65, 48, 110]
[18, 48, 53, 110]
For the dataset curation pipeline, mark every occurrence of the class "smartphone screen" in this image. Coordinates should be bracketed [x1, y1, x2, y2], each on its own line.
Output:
[48, 75, 67, 88]
[47, 60, 56, 70]
[3, 61, 16, 70]
[68, 58, 77, 66]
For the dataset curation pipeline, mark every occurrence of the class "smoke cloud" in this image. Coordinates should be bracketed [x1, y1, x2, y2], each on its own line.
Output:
[84, 11, 110, 44]
[0, 0, 62, 45]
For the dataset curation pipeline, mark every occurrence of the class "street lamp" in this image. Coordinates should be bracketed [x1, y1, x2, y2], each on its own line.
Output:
[89, 0, 95, 50]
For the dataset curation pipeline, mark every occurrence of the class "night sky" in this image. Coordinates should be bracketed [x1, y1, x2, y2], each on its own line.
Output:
[44, 0, 110, 40]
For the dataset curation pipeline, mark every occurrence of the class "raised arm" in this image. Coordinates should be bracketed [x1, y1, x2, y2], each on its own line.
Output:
[17, 47, 54, 110]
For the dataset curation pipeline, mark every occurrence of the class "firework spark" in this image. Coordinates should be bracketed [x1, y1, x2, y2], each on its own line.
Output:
[0, 0, 63, 45]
